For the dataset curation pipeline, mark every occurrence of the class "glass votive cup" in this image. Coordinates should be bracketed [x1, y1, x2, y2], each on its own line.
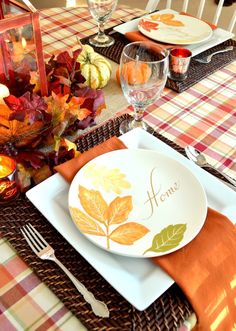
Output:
[168, 48, 192, 81]
[0, 154, 19, 205]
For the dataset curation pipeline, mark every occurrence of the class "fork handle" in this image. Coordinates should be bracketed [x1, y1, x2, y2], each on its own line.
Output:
[54, 257, 109, 317]
[209, 46, 234, 60]
[208, 164, 236, 187]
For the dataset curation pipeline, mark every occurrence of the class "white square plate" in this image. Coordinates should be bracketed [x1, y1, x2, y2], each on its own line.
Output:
[26, 128, 236, 311]
[114, 9, 234, 57]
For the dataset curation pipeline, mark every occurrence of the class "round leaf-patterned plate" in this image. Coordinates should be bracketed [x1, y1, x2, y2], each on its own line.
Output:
[138, 12, 213, 45]
[68, 149, 207, 258]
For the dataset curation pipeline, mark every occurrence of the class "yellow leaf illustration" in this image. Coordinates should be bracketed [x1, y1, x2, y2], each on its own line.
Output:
[105, 196, 133, 225]
[79, 186, 108, 224]
[109, 222, 149, 245]
[70, 207, 106, 236]
[84, 164, 131, 194]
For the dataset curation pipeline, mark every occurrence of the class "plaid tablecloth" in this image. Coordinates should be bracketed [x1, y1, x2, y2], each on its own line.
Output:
[40, 5, 236, 179]
[0, 5, 235, 331]
[142, 64, 236, 178]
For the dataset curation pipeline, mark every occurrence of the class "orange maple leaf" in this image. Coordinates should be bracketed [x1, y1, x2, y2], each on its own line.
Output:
[68, 96, 91, 121]
[0, 104, 46, 147]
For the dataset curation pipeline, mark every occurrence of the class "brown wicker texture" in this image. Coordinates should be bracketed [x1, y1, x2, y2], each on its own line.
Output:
[1, 114, 196, 331]
[82, 31, 236, 93]
[1, 114, 230, 330]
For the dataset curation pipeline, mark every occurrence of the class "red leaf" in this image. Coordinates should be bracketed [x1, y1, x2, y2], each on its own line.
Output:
[6, 92, 50, 125]
[16, 150, 46, 169]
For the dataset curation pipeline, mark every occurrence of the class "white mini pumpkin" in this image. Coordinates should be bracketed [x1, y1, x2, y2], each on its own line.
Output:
[77, 44, 112, 89]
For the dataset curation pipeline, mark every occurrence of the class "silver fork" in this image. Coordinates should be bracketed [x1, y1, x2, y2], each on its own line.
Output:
[21, 224, 109, 318]
[193, 46, 234, 64]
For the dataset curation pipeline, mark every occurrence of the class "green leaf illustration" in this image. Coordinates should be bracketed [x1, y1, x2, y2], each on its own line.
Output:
[144, 223, 187, 254]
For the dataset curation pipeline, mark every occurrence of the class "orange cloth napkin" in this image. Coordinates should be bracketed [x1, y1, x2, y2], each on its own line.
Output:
[153, 208, 236, 330]
[125, 12, 217, 48]
[125, 30, 174, 49]
[54, 137, 127, 182]
[180, 12, 217, 30]
[55, 138, 236, 330]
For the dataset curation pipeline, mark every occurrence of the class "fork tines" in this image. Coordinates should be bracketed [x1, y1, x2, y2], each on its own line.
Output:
[21, 224, 48, 254]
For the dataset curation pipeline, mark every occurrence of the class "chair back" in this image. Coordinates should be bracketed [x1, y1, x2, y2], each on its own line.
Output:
[145, 0, 236, 32]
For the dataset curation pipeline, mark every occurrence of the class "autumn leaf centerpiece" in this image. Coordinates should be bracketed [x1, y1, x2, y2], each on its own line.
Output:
[0, 44, 107, 187]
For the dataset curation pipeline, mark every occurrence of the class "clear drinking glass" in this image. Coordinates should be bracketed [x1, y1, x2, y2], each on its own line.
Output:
[119, 41, 169, 134]
[87, 0, 118, 48]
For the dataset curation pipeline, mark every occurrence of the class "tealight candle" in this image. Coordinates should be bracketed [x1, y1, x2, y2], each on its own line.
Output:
[0, 84, 10, 105]
[0, 155, 19, 204]
[168, 48, 192, 81]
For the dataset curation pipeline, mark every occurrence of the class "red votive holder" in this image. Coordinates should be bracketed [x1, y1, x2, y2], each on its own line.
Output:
[169, 48, 192, 81]
[0, 155, 19, 204]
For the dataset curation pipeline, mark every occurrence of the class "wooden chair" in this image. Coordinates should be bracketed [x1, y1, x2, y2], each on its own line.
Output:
[145, 0, 236, 33]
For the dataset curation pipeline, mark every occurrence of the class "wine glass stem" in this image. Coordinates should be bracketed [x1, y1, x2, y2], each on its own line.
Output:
[97, 21, 106, 38]
[134, 107, 144, 122]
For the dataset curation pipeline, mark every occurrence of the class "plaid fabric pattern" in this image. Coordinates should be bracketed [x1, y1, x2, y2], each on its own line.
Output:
[40, 6, 144, 57]
[0, 237, 85, 330]
[39, 5, 236, 179]
[141, 62, 236, 179]
[1, 4, 235, 330]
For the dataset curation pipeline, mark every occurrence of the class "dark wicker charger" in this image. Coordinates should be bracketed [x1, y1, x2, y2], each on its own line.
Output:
[1, 114, 228, 330]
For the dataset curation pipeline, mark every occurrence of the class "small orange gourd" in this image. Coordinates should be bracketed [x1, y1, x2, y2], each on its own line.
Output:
[116, 62, 151, 86]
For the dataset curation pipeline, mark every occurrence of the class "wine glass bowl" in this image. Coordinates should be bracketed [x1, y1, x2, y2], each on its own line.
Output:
[119, 41, 169, 134]
[87, 0, 117, 48]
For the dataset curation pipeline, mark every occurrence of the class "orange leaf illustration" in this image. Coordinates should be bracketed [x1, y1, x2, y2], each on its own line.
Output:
[139, 19, 159, 32]
[150, 13, 174, 21]
[105, 196, 133, 225]
[79, 186, 108, 224]
[109, 222, 149, 245]
[149, 13, 184, 27]
[70, 207, 106, 236]
[164, 20, 184, 26]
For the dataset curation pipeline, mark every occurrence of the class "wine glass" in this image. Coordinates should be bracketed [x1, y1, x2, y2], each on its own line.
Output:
[87, 0, 118, 48]
[119, 41, 169, 134]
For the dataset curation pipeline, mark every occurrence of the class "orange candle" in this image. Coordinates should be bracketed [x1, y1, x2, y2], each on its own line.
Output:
[0, 155, 19, 204]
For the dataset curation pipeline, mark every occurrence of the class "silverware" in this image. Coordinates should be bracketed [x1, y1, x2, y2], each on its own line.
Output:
[21, 224, 109, 318]
[193, 46, 234, 64]
[185, 145, 236, 187]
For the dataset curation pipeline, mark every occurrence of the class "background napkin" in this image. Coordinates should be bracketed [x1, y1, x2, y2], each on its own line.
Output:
[125, 30, 174, 49]
[55, 138, 236, 330]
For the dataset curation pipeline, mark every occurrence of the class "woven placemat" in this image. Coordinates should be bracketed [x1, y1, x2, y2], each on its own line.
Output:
[0, 114, 195, 331]
[81, 31, 236, 93]
[2, 113, 231, 330]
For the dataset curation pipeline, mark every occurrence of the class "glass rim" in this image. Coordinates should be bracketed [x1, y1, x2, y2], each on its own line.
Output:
[122, 41, 169, 64]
